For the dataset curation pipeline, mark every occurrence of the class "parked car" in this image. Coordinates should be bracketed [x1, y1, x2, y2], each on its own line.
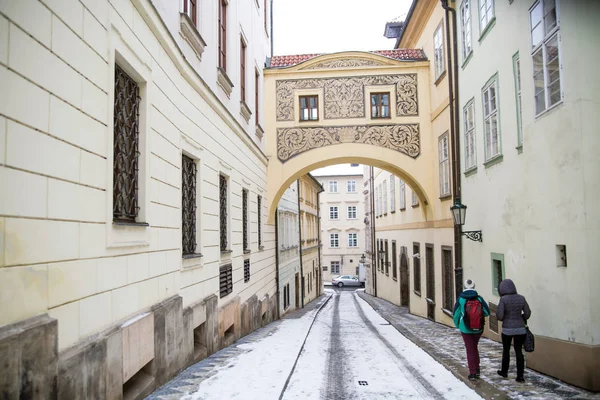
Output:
[332, 275, 361, 288]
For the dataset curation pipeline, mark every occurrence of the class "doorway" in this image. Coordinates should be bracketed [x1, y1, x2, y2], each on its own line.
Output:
[425, 243, 435, 321]
[400, 249, 410, 307]
[295, 273, 300, 309]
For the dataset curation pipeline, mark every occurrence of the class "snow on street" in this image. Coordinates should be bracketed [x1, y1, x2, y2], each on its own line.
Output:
[148, 289, 481, 400]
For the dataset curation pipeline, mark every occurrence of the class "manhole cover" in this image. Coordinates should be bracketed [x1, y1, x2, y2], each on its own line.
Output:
[358, 381, 368, 386]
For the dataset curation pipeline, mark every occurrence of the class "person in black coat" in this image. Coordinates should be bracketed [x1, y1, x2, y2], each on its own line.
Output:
[496, 279, 531, 382]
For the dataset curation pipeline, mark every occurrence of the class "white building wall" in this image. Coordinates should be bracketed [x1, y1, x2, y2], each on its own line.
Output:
[277, 182, 300, 315]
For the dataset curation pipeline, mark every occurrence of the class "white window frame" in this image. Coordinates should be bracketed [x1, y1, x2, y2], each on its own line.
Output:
[330, 233, 339, 248]
[434, 22, 445, 80]
[347, 206, 357, 219]
[482, 76, 500, 161]
[347, 180, 356, 193]
[530, 0, 562, 116]
[399, 180, 406, 210]
[464, 99, 477, 170]
[513, 54, 523, 147]
[331, 261, 340, 274]
[382, 180, 387, 214]
[329, 180, 338, 193]
[389, 175, 395, 212]
[412, 190, 419, 206]
[348, 233, 358, 248]
[439, 133, 450, 196]
[329, 206, 339, 220]
[460, 0, 472, 61]
[479, 0, 495, 33]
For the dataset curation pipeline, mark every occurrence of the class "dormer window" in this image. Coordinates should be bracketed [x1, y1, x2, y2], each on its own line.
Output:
[371, 93, 390, 118]
[299, 95, 318, 121]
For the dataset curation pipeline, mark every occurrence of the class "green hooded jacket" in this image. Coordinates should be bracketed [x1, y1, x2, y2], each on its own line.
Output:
[453, 289, 490, 334]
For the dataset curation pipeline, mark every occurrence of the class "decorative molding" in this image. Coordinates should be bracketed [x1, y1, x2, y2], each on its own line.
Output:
[217, 67, 234, 98]
[179, 13, 207, 60]
[275, 74, 418, 121]
[182, 133, 204, 151]
[277, 124, 420, 162]
[242, 178, 251, 186]
[220, 160, 232, 171]
[302, 58, 383, 70]
[255, 123, 265, 139]
[240, 101, 252, 122]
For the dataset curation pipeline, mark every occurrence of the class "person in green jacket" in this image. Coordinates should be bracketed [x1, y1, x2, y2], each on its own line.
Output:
[453, 279, 490, 380]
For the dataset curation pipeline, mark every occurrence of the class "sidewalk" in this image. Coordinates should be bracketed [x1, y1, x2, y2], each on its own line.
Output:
[357, 291, 600, 400]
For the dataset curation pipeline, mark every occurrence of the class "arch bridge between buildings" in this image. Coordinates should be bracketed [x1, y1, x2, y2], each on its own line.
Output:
[263, 50, 441, 224]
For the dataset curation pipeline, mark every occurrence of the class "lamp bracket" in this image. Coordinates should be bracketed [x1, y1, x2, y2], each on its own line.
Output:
[462, 230, 482, 242]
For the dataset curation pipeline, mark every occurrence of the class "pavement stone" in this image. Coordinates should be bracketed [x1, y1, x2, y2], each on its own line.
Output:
[357, 291, 600, 400]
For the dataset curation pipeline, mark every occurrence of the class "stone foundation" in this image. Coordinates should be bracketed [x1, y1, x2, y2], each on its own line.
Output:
[0, 293, 275, 399]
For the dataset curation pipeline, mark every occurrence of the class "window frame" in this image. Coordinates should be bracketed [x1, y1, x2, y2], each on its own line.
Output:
[478, 0, 495, 34]
[399, 180, 406, 210]
[240, 37, 247, 103]
[370, 92, 391, 119]
[329, 206, 339, 220]
[242, 188, 249, 253]
[347, 206, 357, 219]
[460, 0, 472, 61]
[348, 233, 358, 248]
[513, 53, 523, 149]
[182, 154, 199, 257]
[491, 252, 505, 296]
[382, 180, 387, 215]
[255, 69, 260, 126]
[463, 99, 477, 171]
[330, 233, 339, 248]
[442, 246, 454, 312]
[482, 75, 501, 162]
[413, 242, 421, 295]
[183, 0, 198, 26]
[389, 175, 395, 212]
[329, 180, 338, 193]
[438, 132, 451, 197]
[299, 95, 319, 121]
[331, 261, 340, 275]
[347, 180, 356, 193]
[434, 22, 445, 80]
[218, 0, 227, 71]
[219, 173, 230, 252]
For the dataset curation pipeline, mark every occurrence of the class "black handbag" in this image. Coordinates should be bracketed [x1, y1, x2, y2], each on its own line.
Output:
[524, 325, 535, 352]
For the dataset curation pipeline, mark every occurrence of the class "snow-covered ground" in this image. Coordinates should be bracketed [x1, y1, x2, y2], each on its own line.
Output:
[173, 290, 480, 400]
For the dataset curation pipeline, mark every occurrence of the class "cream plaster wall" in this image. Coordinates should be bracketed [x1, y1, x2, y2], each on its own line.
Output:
[299, 174, 323, 303]
[0, 0, 275, 351]
[457, 0, 600, 346]
[277, 182, 300, 315]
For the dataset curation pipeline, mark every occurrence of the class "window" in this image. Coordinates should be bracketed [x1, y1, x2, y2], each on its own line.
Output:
[530, 0, 561, 115]
[384, 240, 389, 275]
[218, 0, 227, 70]
[257, 195, 262, 248]
[183, 0, 197, 26]
[513, 54, 523, 147]
[347, 206, 357, 219]
[263, 0, 268, 33]
[411, 190, 419, 207]
[113, 65, 141, 223]
[244, 258, 250, 282]
[299, 95, 318, 121]
[382, 180, 387, 214]
[329, 181, 338, 193]
[460, 0, 472, 60]
[479, 0, 494, 32]
[331, 261, 340, 275]
[399, 180, 406, 210]
[329, 206, 338, 220]
[375, 185, 380, 216]
[255, 70, 260, 125]
[347, 180, 356, 192]
[330, 233, 339, 248]
[370, 93, 390, 118]
[413, 243, 421, 294]
[182, 155, 197, 256]
[242, 189, 249, 252]
[482, 77, 500, 160]
[348, 233, 358, 248]
[434, 23, 445, 80]
[283, 284, 288, 309]
[323, 265, 328, 272]
[240, 38, 246, 102]
[491, 253, 505, 296]
[464, 100, 476, 170]
[392, 241, 397, 280]
[219, 263, 233, 298]
[426, 244, 435, 302]
[219, 174, 228, 251]
[389, 175, 395, 212]
[442, 247, 453, 311]
[439, 133, 450, 196]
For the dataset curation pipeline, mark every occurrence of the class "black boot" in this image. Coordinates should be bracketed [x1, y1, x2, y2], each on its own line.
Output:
[475, 368, 480, 378]
[516, 376, 525, 383]
[497, 370, 508, 378]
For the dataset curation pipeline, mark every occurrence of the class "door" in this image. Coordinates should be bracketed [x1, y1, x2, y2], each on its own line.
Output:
[295, 273, 300, 309]
[400, 250, 410, 307]
[426, 244, 435, 321]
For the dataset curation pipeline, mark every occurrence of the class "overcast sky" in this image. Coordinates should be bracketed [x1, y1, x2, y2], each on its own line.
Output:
[272, 0, 412, 56]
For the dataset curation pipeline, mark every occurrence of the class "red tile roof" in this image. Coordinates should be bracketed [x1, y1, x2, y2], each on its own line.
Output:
[269, 49, 426, 68]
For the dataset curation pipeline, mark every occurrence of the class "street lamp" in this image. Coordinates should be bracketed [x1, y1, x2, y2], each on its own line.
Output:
[450, 198, 482, 242]
[359, 254, 366, 264]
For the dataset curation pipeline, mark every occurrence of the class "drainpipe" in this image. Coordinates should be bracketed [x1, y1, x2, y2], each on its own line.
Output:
[297, 180, 305, 308]
[270, 0, 274, 57]
[441, 0, 463, 300]
[275, 207, 280, 318]
[370, 166, 377, 297]
[317, 185, 323, 296]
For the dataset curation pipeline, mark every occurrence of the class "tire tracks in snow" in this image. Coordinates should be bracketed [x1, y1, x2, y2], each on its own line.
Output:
[352, 293, 444, 400]
[323, 293, 353, 400]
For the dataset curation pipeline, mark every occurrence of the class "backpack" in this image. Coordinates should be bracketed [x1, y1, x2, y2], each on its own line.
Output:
[463, 298, 485, 331]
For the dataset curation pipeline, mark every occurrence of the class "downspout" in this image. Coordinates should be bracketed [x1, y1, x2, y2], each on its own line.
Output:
[275, 207, 280, 318]
[441, 0, 463, 300]
[270, 0, 274, 57]
[370, 166, 377, 297]
[297, 180, 305, 308]
[317, 184, 324, 296]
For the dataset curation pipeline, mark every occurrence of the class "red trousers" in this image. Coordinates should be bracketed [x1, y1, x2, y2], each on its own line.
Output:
[461, 332, 482, 375]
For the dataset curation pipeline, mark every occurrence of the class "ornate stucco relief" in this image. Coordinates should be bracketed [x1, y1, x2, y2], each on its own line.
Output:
[302, 59, 383, 69]
[275, 74, 418, 121]
[277, 124, 420, 162]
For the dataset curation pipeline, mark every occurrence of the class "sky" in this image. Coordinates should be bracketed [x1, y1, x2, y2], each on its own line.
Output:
[272, 0, 412, 56]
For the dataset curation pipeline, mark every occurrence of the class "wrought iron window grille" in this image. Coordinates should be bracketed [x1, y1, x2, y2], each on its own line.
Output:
[244, 259, 250, 282]
[113, 64, 141, 223]
[219, 174, 228, 251]
[242, 189, 248, 252]
[257, 195, 262, 248]
[219, 263, 233, 298]
[182, 155, 197, 255]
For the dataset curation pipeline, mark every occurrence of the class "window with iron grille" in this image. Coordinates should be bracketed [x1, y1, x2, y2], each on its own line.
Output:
[257, 195, 262, 248]
[182, 155, 197, 255]
[218, 0, 227, 70]
[242, 189, 248, 252]
[442, 247, 453, 311]
[330, 261, 340, 274]
[299, 95, 318, 121]
[219, 263, 233, 298]
[113, 64, 141, 223]
[219, 174, 228, 251]
[283, 285, 288, 308]
[244, 258, 250, 282]
[384, 240, 389, 275]
[413, 243, 421, 294]
[183, 0, 197, 26]
[426, 244, 435, 302]
[392, 241, 398, 280]
[370, 92, 390, 118]
[240, 38, 246, 102]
